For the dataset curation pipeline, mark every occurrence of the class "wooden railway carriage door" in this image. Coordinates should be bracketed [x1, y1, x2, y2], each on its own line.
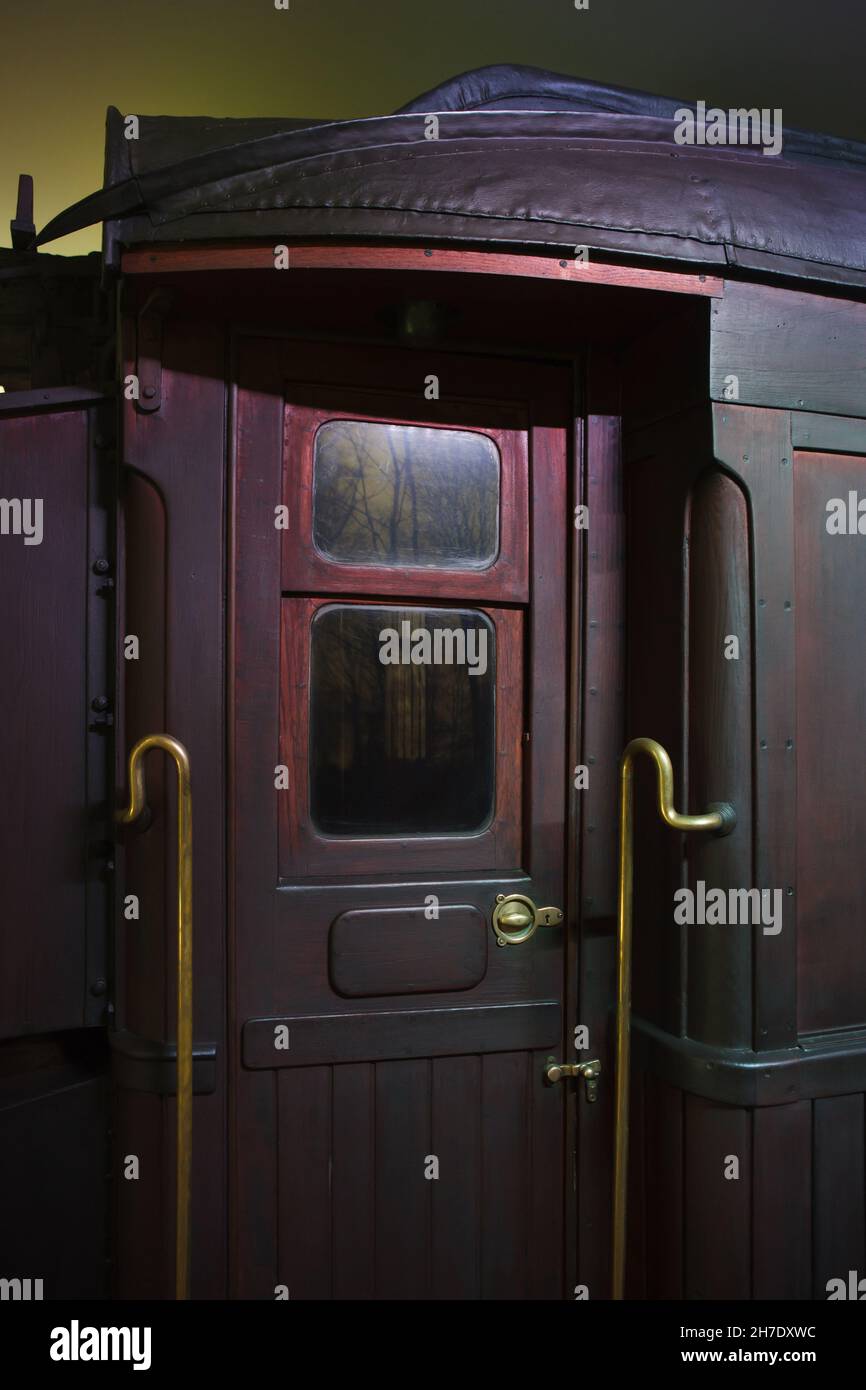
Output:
[230, 337, 572, 1298]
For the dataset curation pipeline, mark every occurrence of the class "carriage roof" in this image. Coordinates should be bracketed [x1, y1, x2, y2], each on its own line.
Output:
[34, 63, 866, 293]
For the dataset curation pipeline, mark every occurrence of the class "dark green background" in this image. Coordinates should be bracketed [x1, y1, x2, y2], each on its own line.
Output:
[3, 0, 864, 255]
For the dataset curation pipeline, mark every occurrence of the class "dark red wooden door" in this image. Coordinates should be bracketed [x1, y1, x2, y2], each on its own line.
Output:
[230, 337, 571, 1299]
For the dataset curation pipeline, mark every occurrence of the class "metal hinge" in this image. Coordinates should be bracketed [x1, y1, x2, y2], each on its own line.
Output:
[544, 1057, 601, 1101]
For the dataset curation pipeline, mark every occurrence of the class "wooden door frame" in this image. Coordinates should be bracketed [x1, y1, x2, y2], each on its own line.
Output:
[116, 246, 715, 1298]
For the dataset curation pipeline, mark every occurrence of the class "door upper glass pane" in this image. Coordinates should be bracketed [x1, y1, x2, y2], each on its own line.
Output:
[310, 604, 496, 836]
[312, 420, 500, 570]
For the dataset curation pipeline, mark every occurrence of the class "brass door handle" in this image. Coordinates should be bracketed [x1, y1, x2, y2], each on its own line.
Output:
[117, 734, 193, 1301]
[612, 738, 734, 1300]
[492, 892, 563, 946]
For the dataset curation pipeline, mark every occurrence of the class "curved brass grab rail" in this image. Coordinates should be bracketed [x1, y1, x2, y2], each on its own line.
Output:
[117, 734, 193, 1301]
[613, 738, 734, 1300]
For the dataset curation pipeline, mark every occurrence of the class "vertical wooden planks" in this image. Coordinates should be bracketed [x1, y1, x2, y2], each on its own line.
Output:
[794, 450, 866, 1032]
[687, 468, 754, 1049]
[431, 1056, 482, 1299]
[712, 405, 796, 1051]
[812, 1094, 865, 1297]
[0, 409, 90, 1036]
[752, 1101, 811, 1299]
[481, 1052, 531, 1299]
[645, 1076, 684, 1299]
[332, 1062, 375, 1300]
[684, 1095, 751, 1298]
[277, 1066, 333, 1299]
[374, 1059, 431, 1299]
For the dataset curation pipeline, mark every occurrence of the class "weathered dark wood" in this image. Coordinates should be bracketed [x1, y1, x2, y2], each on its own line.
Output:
[117, 308, 229, 1299]
[711, 280, 866, 416]
[752, 1101, 811, 1299]
[644, 1074, 683, 1299]
[375, 1059, 431, 1299]
[243, 1001, 561, 1068]
[332, 1063, 375, 1300]
[813, 1094, 865, 1297]
[794, 448, 866, 1032]
[0, 408, 98, 1037]
[792, 411, 866, 455]
[329, 904, 487, 998]
[684, 1095, 751, 1299]
[277, 1066, 332, 1299]
[480, 1051, 530, 1299]
[713, 405, 797, 1051]
[0, 1037, 108, 1299]
[431, 1056, 482, 1298]
[687, 468, 754, 1048]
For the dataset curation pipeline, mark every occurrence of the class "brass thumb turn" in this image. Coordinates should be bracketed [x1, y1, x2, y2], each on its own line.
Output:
[492, 892, 563, 946]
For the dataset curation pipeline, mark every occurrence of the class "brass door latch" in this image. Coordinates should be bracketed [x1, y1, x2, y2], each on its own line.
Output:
[544, 1057, 601, 1101]
[492, 893, 563, 946]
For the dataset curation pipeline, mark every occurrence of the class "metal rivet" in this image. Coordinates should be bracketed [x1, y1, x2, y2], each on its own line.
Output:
[760, 738, 768, 749]
[90, 978, 107, 998]
[92, 557, 111, 575]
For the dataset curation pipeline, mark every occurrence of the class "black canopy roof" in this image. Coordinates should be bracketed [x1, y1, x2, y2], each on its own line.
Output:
[35, 63, 866, 291]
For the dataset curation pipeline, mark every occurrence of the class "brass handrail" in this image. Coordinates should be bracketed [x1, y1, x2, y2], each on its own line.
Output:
[613, 737, 734, 1300]
[117, 734, 193, 1301]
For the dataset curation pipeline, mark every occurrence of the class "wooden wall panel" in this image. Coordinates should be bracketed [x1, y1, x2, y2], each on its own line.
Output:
[812, 1094, 865, 1298]
[687, 468, 754, 1048]
[0, 409, 92, 1037]
[684, 1096, 752, 1299]
[118, 309, 229, 1299]
[644, 1076, 683, 1300]
[795, 450, 866, 1032]
[752, 1102, 811, 1299]
[711, 280, 866, 417]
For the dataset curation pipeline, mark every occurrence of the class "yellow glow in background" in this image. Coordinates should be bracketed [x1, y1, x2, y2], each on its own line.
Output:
[3, 0, 864, 258]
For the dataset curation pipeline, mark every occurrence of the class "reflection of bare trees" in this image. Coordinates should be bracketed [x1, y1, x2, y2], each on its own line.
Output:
[313, 421, 499, 568]
[310, 606, 495, 834]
